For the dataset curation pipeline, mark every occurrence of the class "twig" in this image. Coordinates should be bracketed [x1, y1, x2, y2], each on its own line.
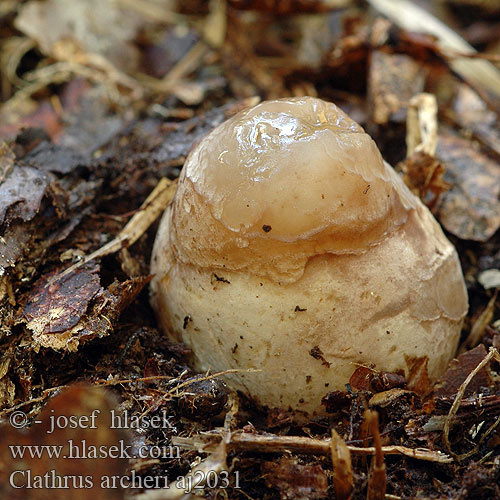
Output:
[173, 431, 453, 463]
[95, 375, 175, 386]
[0, 374, 184, 418]
[155, 41, 210, 93]
[366, 410, 386, 500]
[138, 369, 260, 420]
[330, 428, 354, 500]
[135, 366, 239, 500]
[443, 347, 500, 460]
[0, 386, 62, 418]
[442, 49, 500, 64]
[135, 440, 228, 500]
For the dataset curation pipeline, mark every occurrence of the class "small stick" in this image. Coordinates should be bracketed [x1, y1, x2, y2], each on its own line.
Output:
[173, 431, 453, 463]
[366, 410, 386, 500]
[406, 93, 437, 157]
[443, 347, 500, 460]
[135, 440, 228, 500]
[138, 369, 260, 420]
[331, 428, 354, 500]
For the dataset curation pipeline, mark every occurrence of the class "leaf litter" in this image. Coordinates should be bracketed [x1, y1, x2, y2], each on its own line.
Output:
[0, 1, 499, 499]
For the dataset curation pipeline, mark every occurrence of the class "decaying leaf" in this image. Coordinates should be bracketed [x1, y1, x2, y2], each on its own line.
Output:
[442, 347, 500, 460]
[452, 85, 500, 158]
[435, 344, 493, 398]
[262, 457, 328, 500]
[0, 162, 49, 226]
[367, 0, 500, 100]
[28, 274, 151, 352]
[349, 365, 406, 393]
[0, 384, 130, 500]
[23, 266, 102, 336]
[23, 143, 88, 175]
[399, 151, 450, 208]
[405, 355, 432, 396]
[15, 0, 142, 71]
[349, 364, 374, 391]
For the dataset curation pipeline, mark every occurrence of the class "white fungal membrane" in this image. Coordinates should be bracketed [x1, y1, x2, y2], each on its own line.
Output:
[151, 97, 468, 416]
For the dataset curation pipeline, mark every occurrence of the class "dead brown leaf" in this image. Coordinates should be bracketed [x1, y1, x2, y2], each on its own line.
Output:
[29, 275, 151, 351]
[23, 266, 101, 336]
[399, 151, 451, 208]
[435, 344, 493, 398]
[262, 457, 328, 500]
[0, 384, 130, 500]
[405, 355, 432, 396]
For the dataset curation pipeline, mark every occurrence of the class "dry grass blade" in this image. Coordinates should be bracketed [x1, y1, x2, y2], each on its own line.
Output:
[367, 0, 500, 100]
[46, 177, 177, 286]
[331, 428, 354, 500]
[443, 347, 500, 460]
[151, 41, 210, 93]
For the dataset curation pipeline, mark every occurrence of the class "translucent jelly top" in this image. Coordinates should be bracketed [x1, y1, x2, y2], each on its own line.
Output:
[169, 97, 418, 281]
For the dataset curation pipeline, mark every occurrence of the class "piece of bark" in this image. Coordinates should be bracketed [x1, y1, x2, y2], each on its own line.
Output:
[436, 133, 500, 241]
[452, 85, 500, 158]
[368, 50, 426, 125]
[405, 355, 431, 396]
[0, 163, 49, 226]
